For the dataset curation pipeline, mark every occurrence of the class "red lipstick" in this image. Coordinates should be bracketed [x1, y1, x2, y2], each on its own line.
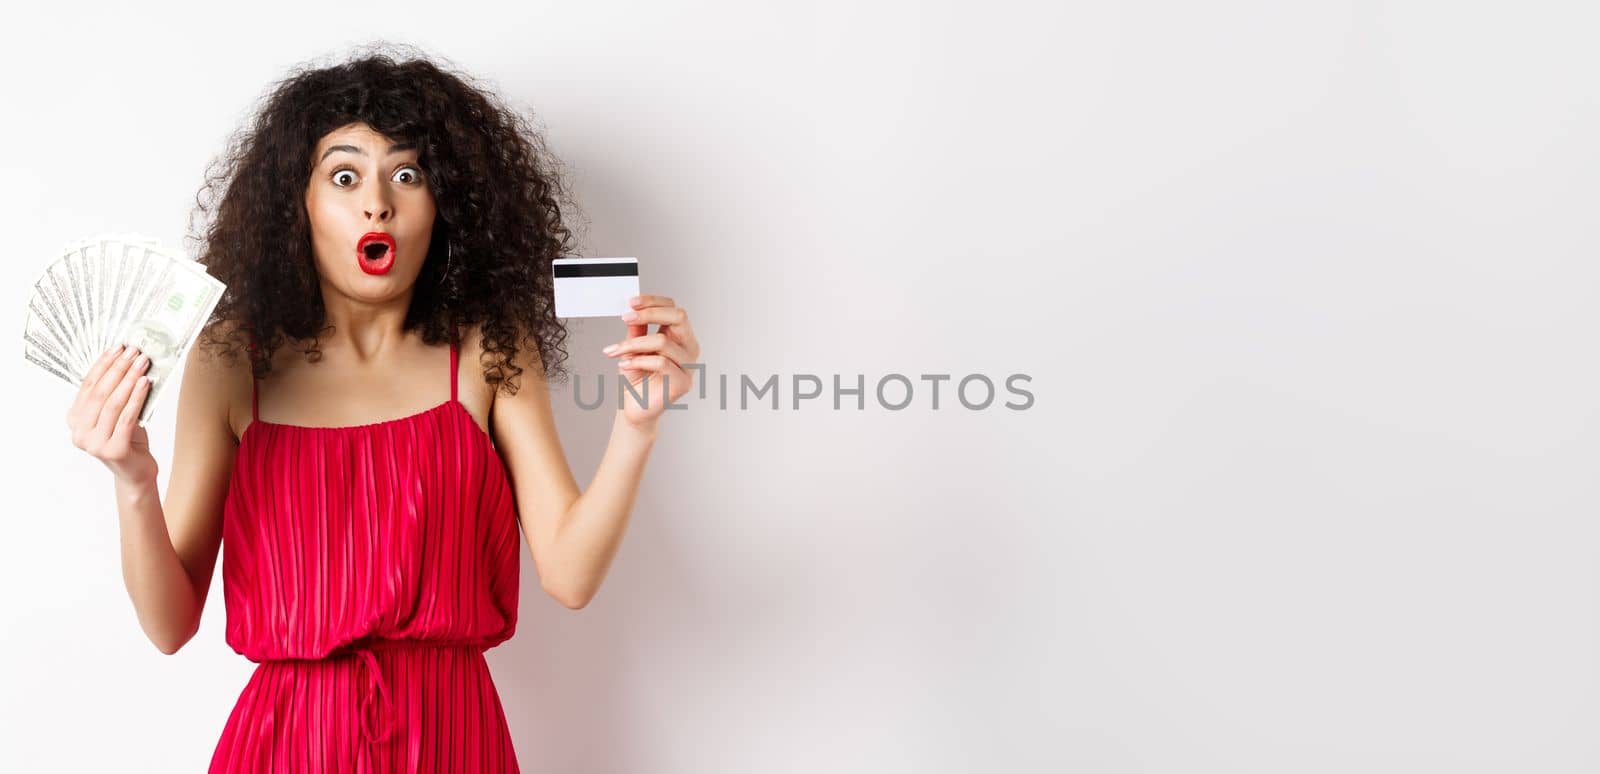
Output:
[356, 232, 397, 275]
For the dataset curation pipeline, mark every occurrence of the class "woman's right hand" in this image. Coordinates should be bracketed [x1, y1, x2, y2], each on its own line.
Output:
[68, 344, 157, 485]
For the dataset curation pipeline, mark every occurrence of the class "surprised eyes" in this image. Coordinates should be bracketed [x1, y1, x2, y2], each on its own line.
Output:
[329, 165, 424, 188]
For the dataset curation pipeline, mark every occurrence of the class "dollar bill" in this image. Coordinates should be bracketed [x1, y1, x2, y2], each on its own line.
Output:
[24, 347, 79, 388]
[103, 238, 142, 362]
[100, 233, 164, 358]
[85, 239, 105, 358]
[66, 245, 95, 360]
[23, 234, 227, 426]
[36, 265, 88, 375]
[23, 292, 76, 370]
[114, 250, 225, 424]
[24, 327, 76, 377]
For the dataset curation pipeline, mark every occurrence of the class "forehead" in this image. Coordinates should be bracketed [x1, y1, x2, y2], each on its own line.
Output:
[313, 123, 414, 157]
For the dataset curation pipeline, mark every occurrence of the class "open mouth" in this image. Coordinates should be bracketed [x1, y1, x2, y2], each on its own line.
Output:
[356, 232, 397, 275]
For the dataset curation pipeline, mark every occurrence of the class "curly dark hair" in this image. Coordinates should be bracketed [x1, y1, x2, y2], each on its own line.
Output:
[187, 42, 580, 392]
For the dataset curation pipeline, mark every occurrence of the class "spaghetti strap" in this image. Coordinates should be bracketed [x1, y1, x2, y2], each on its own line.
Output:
[448, 327, 459, 403]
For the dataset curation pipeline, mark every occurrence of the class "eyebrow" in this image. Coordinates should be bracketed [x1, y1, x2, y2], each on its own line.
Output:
[319, 141, 418, 163]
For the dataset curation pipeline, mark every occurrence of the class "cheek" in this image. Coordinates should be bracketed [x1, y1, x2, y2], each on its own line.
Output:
[411, 191, 438, 220]
[304, 191, 333, 229]
[303, 194, 347, 263]
[305, 192, 357, 234]
[406, 194, 438, 235]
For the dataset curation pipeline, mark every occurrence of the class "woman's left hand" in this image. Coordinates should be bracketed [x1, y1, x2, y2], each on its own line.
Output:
[604, 294, 701, 431]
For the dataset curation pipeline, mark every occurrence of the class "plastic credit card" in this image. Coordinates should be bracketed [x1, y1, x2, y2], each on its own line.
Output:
[552, 257, 639, 318]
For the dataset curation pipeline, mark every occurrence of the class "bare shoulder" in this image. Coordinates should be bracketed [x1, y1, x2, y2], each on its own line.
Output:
[182, 319, 256, 442]
[459, 320, 548, 421]
[456, 320, 499, 437]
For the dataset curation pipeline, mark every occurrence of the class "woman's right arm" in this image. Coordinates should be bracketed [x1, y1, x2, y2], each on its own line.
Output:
[70, 329, 241, 655]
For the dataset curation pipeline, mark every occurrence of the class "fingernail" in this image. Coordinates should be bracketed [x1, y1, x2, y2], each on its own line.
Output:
[602, 345, 618, 355]
[629, 296, 642, 306]
[135, 354, 149, 369]
[618, 358, 632, 367]
[621, 311, 638, 322]
[121, 347, 135, 360]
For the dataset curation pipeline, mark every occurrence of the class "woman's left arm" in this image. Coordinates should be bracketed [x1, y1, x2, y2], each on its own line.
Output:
[491, 295, 700, 609]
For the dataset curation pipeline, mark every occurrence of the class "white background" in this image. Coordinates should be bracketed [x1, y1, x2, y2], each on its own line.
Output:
[2, 1, 1597, 771]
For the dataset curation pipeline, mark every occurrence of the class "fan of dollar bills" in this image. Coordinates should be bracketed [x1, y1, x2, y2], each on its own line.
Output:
[22, 234, 225, 426]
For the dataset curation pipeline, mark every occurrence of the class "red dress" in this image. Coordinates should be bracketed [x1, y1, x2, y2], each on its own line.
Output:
[210, 331, 522, 772]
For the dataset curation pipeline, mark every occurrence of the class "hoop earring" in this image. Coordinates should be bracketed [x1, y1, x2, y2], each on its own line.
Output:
[439, 241, 453, 286]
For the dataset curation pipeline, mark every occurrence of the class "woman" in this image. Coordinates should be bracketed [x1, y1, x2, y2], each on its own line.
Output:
[63, 46, 700, 772]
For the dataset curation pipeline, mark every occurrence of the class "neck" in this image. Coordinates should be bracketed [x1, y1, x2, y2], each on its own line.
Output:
[316, 280, 417, 363]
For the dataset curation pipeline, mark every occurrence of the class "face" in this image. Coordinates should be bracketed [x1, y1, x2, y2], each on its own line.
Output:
[305, 122, 436, 298]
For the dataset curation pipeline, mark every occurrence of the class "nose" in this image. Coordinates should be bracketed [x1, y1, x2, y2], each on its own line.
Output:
[363, 188, 393, 223]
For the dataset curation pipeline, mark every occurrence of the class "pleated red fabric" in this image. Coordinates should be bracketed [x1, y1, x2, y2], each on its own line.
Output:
[210, 330, 522, 773]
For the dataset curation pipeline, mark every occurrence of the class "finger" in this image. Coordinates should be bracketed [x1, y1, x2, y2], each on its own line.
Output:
[616, 354, 686, 375]
[622, 306, 687, 328]
[73, 348, 138, 427]
[628, 294, 676, 310]
[648, 307, 696, 362]
[624, 307, 697, 356]
[604, 333, 692, 363]
[96, 354, 147, 434]
[622, 306, 687, 337]
[644, 340, 693, 366]
[71, 345, 128, 414]
[92, 349, 141, 403]
[664, 317, 699, 362]
[114, 373, 152, 437]
[618, 356, 691, 392]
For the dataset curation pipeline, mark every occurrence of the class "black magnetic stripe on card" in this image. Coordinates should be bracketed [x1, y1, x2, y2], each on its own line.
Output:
[554, 262, 638, 278]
